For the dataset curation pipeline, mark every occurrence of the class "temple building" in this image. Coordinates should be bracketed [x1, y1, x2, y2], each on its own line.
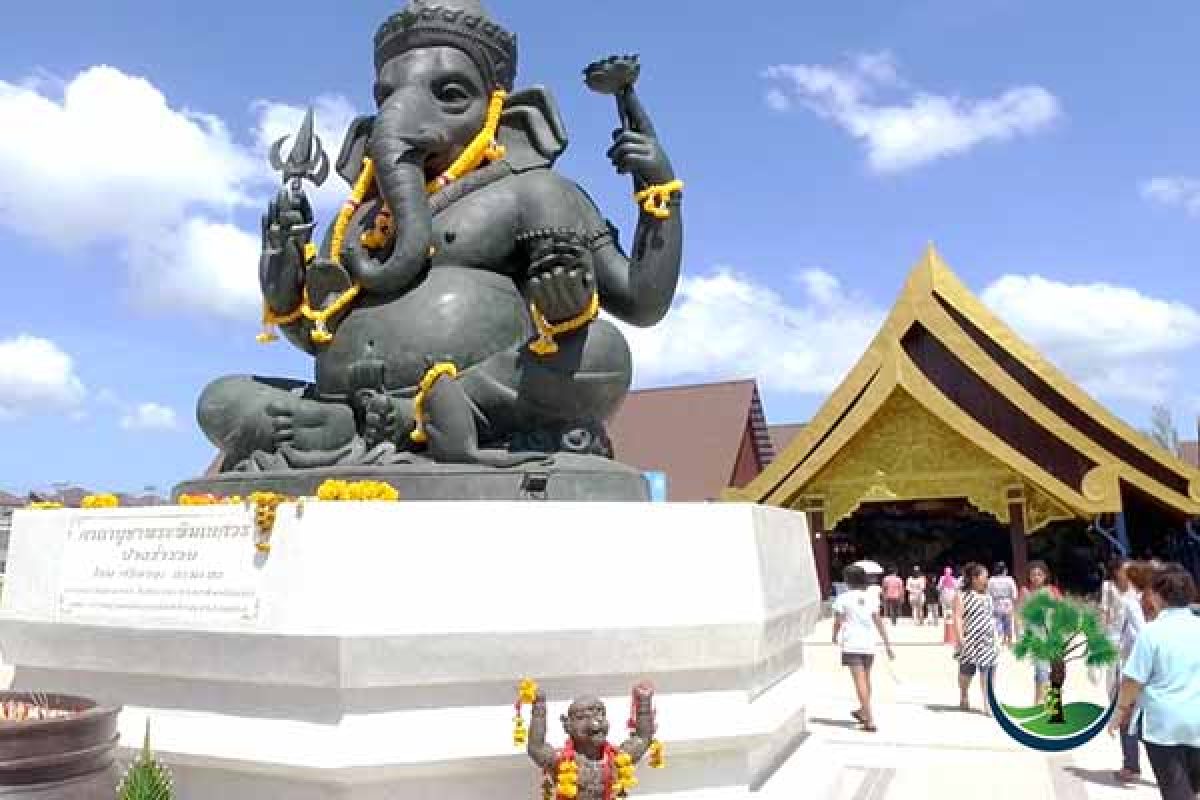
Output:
[725, 246, 1200, 598]
[607, 379, 776, 501]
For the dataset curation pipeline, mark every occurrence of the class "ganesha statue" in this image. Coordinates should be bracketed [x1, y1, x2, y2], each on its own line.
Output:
[187, 0, 682, 499]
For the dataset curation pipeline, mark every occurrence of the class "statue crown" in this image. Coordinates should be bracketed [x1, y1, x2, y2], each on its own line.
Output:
[375, 2, 518, 91]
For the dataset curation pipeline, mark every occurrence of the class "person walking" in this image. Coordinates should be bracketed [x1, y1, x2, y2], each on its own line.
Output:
[954, 562, 1000, 715]
[987, 561, 1019, 647]
[1104, 559, 1147, 785]
[907, 567, 927, 625]
[1020, 560, 1062, 706]
[1097, 558, 1125, 682]
[1109, 565, 1200, 800]
[938, 567, 958, 617]
[938, 566, 959, 643]
[881, 567, 904, 626]
[832, 564, 896, 733]
[925, 571, 941, 625]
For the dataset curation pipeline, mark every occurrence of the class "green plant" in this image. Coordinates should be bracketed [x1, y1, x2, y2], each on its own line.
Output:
[117, 722, 173, 800]
[1013, 593, 1117, 724]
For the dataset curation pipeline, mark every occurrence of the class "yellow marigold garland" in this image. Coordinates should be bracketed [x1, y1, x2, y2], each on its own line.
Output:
[410, 361, 459, 444]
[249, 491, 289, 553]
[315, 480, 399, 502]
[258, 90, 508, 347]
[555, 756, 580, 799]
[634, 180, 683, 220]
[513, 678, 538, 747]
[528, 292, 600, 357]
[26, 501, 63, 510]
[647, 740, 665, 769]
[178, 494, 244, 506]
[614, 751, 637, 794]
[81, 493, 119, 508]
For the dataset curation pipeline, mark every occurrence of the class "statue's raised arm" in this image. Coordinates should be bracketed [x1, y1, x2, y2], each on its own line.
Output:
[526, 688, 557, 771]
[618, 682, 657, 763]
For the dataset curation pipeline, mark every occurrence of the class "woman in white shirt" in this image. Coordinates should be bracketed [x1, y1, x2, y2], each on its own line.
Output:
[1099, 559, 1146, 783]
[832, 565, 896, 733]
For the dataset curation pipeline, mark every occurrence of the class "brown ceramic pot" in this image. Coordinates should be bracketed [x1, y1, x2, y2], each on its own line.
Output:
[0, 692, 120, 799]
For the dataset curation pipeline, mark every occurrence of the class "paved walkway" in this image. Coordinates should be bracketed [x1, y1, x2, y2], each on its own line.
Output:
[789, 616, 1162, 799]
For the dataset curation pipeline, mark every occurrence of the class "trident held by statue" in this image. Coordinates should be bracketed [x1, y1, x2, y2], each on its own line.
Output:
[268, 107, 331, 232]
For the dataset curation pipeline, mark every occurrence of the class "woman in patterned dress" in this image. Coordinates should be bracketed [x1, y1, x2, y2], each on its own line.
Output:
[954, 562, 1000, 715]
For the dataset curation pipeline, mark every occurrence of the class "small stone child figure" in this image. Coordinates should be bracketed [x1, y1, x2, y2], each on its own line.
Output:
[519, 681, 663, 800]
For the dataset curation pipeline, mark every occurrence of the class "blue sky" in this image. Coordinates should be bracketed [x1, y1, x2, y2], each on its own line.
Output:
[1, 0, 1198, 494]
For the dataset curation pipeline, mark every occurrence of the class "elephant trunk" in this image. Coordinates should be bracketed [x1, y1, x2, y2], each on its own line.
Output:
[347, 90, 441, 295]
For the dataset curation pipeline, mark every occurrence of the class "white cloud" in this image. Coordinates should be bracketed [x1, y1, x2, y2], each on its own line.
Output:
[764, 52, 1061, 173]
[1140, 177, 1200, 217]
[0, 335, 86, 419]
[120, 402, 179, 431]
[981, 275, 1200, 405]
[0, 66, 361, 321]
[616, 267, 885, 395]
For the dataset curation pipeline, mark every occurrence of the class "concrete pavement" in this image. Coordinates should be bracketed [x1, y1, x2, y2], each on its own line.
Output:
[792, 615, 1162, 799]
[0, 619, 1162, 798]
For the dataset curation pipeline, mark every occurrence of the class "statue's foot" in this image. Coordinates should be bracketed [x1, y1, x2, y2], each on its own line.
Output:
[355, 390, 416, 449]
[423, 371, 552, 468]
[510, 423, 613, 458]
[266, 396, 357, 454]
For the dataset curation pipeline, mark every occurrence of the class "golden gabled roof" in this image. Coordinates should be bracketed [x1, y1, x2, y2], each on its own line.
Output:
[727, 245, 1200, 519]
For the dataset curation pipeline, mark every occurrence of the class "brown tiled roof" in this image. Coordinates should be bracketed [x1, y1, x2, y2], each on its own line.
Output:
[768, 423, 806, 460]
[1181, 440, 1199, 468]
[607, 379, 774, 501]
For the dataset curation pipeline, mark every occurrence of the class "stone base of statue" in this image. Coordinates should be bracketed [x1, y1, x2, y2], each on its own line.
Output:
[174, 454, 650, 502]
[0, 501, 819, 800]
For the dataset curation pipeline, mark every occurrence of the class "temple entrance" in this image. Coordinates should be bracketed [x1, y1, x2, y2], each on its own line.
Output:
[829, 498, 1011, 580]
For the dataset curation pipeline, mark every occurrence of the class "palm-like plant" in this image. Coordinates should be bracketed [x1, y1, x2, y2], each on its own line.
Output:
[117, 721, 174, 800]
[1013, 593, 1117, 724]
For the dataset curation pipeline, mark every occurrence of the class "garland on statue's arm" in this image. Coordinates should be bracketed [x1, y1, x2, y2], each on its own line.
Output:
[633, 180, 683, 220]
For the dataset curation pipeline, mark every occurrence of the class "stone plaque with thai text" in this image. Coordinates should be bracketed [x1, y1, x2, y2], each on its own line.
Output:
[57, 513, 262, 625]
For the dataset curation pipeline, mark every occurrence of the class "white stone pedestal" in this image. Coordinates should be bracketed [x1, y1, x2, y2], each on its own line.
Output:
[0, 502, 818, 799]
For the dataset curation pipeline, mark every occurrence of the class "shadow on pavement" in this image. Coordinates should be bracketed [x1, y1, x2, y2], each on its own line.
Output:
[1062, 766, 1156, 790]
[808, 716, 865, 731]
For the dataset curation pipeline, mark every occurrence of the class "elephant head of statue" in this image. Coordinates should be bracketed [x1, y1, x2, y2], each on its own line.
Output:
[327, 0, 568, 294]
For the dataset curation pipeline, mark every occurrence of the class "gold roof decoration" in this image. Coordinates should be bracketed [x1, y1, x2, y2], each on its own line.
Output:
[726, 245, 1200, 530]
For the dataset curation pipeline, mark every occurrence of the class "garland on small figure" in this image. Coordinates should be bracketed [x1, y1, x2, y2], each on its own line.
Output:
[516, 678, 665, 800]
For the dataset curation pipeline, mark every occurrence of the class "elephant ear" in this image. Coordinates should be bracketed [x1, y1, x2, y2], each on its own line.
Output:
[497, 86, 569, 172]
[335, 115, 376, 186]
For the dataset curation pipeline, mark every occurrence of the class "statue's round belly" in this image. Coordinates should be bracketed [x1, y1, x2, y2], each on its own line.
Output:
[314, 267, 529, 396]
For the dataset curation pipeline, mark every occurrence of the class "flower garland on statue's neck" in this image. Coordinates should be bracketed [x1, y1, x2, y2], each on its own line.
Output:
[551, 697, 662, 800]
[258, 90, 508, 345]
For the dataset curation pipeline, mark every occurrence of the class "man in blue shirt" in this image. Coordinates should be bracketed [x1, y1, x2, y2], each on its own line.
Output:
[1110, 565, 1200, 800]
